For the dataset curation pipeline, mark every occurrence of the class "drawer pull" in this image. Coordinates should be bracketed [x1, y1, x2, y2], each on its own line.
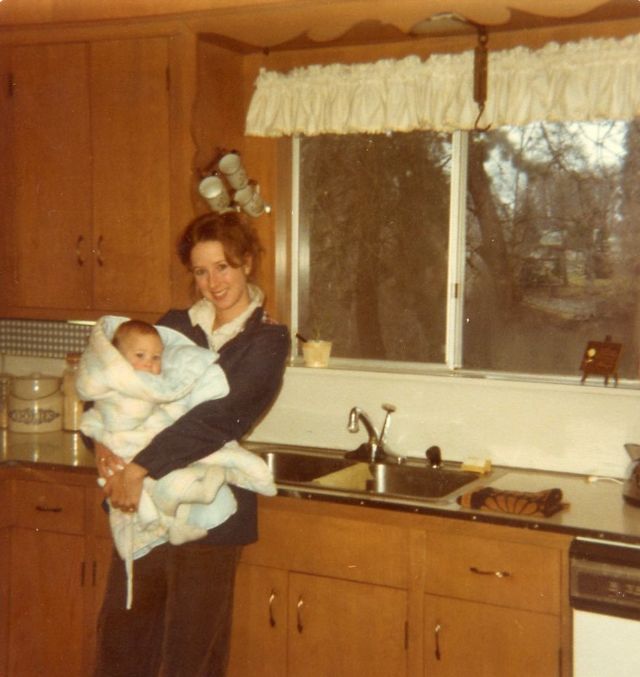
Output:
[35, 505, 63, 513]
[75, 235, 85, 266]
[268, 590, 277, 627]
[434, 622, 442, 660]
[96, 235, 105, 266]
[296, 596, 304, 634]
[470, 566, 511, 578]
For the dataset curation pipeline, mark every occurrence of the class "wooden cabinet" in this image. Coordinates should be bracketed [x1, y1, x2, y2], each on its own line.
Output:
[287, 572, 407, 677]
[9, 527, 86, 676]
[0, 480, 10, 676]
[228, 497, 571, 677]
[3, 36, 174, 318]
[421, 530, 564, 676]
[423, 595, 560, 677]
[1, 476, 112, 677]
[0, 473, 571, 677]
[229, 563, 407, 677]
[8, 42, 92, 312]
[228, 563, 288, 677]
[228, 499, 410, 677]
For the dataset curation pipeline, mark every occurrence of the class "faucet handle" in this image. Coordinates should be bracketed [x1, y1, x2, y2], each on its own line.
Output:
[426, 445, 442, 468]
[379, 403, 396, 441]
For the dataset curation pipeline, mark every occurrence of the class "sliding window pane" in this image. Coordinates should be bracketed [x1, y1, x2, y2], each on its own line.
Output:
[298, 131, 451, 362]
[463, 120, 640, 378]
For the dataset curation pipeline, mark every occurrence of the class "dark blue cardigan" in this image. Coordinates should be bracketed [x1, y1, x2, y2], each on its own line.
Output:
[133, 306, 289, 545]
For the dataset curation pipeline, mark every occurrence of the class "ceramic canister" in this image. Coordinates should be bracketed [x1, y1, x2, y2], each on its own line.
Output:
[8, 373, 63, 433]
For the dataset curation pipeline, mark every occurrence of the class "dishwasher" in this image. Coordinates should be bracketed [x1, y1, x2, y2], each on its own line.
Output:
[570, 538, 640, 677]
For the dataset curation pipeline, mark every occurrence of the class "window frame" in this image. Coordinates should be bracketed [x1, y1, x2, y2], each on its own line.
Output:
[286, 132, 639, 389]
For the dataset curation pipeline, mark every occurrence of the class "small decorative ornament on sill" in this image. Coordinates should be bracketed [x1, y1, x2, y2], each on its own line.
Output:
[579, 335, 621, 386]
[198, 147, 271, 218]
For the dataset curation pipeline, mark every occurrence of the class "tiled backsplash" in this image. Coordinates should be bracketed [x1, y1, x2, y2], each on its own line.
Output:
[0, 318, 93, 358]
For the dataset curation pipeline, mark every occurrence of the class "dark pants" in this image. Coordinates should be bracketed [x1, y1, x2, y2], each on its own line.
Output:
[94, 542, 241, 677]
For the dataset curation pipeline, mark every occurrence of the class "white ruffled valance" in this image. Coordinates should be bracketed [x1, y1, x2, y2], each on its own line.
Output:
[245, 33, 640, 136]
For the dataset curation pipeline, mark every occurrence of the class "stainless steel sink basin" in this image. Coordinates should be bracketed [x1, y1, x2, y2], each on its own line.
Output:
[256, 446, 482, 502]
[367, 463, 479, 499]
[260, 449, 358, 483]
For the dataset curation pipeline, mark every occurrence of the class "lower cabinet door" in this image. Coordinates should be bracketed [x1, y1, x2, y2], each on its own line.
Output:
[228, 563, 288, 677]
[84, 537, 114, 675]
[9, 528, 86, 677]
[0, 528, 9, 675]
[423, 594, 560, 677]
[288, 572, 408, 677]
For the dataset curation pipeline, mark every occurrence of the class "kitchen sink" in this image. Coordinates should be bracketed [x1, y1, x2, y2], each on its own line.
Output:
[367, 462, 479, 499]
[260, 449, 358, 483]
[256, 446, 482, 502]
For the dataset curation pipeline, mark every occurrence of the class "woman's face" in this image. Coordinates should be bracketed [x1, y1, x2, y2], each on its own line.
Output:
[190, 240, 251, 326]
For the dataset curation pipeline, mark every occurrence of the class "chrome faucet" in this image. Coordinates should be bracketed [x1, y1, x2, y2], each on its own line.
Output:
[345, 403, 397, 463]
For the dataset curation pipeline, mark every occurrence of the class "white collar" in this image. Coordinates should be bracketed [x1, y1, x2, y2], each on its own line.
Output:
[188, 284, 264, 351]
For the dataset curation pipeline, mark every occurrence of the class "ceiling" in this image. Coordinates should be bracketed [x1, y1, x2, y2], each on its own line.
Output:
[0, 0, 638, 51]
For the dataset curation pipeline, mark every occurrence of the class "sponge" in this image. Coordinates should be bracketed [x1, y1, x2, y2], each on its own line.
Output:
[461, 457, 492, 474]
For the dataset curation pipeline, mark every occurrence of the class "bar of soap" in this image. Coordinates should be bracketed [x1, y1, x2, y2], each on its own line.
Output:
[461, 457, 492, 474]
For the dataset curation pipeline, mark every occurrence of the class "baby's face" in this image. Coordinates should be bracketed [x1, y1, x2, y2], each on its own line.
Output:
[119, 333, 164, 375]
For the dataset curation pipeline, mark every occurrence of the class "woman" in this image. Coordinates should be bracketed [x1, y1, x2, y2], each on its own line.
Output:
[93, 211, 289, 677]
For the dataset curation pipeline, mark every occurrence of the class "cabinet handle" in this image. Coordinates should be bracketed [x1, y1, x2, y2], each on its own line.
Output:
[296, 596, 304, 634]
[80, 561, 86, 586]
[92, 560, 98, 587]
[268, 590, 277, 627]
[75, 235, 85, 266]
[96, 235, 105, 266]
[35, 505, 62, 513]
[469, 566, 511, 578]
[434, 622, 442, 660]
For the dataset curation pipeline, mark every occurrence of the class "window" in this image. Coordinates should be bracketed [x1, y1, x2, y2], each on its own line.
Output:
[294, 119, 640, 380]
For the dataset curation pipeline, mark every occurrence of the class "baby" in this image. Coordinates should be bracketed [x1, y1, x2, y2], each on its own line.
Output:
[77, 315, 275, 608]
[111, 319, 164, 376]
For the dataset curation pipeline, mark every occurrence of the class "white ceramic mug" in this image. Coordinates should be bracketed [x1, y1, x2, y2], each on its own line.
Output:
[234, 183, 266, 218]
[198, 175, 231, 212]
[218, 152, 249, 190]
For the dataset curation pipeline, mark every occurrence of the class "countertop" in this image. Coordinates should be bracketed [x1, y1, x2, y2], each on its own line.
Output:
[2, 430, 640, 545]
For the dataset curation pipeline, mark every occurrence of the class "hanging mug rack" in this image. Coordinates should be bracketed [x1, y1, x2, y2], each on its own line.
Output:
[198, 148, 271, 218]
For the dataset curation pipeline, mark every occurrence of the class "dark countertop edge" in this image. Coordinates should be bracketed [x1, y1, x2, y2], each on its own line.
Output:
[0, 459, 95, 473]
[275, 485, 640, 547]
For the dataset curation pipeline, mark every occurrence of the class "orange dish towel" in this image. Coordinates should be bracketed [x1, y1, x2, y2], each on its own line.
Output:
[457, 487, 567, 518]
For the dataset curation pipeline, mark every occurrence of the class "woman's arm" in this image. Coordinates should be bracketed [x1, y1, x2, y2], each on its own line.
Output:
[132, 323, 289, 479]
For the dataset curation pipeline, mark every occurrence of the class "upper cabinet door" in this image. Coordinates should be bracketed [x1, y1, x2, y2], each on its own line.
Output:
[10, 42, 93, 310]
[90, 37, 173, 315]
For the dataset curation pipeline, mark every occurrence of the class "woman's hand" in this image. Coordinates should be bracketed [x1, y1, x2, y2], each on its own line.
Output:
[103, 462, 148, 513]
[95, 442, 125, 480]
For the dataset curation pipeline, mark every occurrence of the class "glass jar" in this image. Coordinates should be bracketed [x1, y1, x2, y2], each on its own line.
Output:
[62, 352, 84, 431]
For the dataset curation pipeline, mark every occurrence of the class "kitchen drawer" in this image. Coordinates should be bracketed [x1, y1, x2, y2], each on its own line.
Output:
[423, 532, 561, 614]
[13, 480, 85, 535]
[242, 504, 409, 588]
